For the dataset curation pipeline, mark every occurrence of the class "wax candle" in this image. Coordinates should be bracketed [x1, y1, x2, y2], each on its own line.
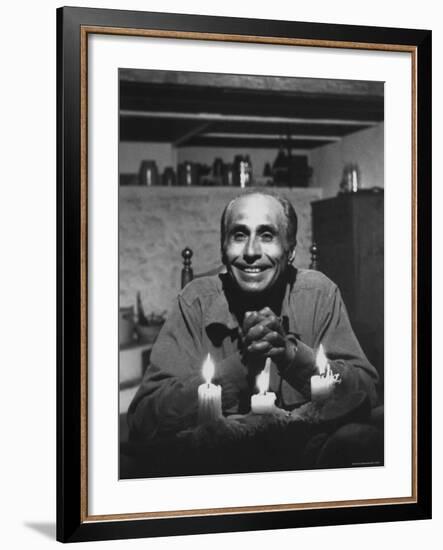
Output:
[251, 358, 276, 414]
[310, 344, 341, 402]
[198, 354, 222, 424]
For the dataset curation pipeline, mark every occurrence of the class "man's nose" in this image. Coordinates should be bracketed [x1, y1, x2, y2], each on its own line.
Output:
[243, 237, 261, 262]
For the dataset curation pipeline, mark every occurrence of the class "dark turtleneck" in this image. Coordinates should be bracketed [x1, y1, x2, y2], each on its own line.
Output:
[221, 265, 297, 326]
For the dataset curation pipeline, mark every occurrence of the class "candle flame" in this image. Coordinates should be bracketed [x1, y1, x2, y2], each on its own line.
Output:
[256, 363, 270, 394]
[202, 354, 214, 384]
[316, 344, 328, 375]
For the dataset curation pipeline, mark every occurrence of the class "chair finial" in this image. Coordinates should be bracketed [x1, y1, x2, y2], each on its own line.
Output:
[181, 247, 194, 289]
[310, 242, 319, 270]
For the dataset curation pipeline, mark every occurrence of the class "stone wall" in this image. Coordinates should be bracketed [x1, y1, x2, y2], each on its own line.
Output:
[119, 187, 322, 314]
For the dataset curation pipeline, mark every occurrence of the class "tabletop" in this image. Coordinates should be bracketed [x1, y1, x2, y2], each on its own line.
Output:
[120, 392, 384, 479]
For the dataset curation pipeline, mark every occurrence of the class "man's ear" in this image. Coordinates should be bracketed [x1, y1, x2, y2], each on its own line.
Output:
[288, 247, 296, 264]
[221, 247, 227, 266]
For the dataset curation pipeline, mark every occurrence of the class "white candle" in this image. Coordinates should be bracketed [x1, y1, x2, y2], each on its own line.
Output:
[310, 344, 340, 402]
[198, 354, 222, 424]
[251, 392, 276, 414]
[311, 373, 335, 402]
[251, 358, 276, 414]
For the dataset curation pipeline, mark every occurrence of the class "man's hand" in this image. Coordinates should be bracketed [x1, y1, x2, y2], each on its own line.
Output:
[241, 307, 297, 372]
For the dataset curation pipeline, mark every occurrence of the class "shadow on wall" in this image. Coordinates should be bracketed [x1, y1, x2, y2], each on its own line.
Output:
[24, 522, 56, 540]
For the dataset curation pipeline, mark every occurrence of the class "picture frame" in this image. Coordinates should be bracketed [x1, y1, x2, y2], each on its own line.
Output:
[56, 6, 432, 543]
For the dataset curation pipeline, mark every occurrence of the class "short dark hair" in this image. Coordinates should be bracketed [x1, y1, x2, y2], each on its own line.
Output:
[220, 191, 298, 256]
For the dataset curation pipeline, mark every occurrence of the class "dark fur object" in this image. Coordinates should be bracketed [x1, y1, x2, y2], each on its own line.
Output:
[121, 392, 374, 478]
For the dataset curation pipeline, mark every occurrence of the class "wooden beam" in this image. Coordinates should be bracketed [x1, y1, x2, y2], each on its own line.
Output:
[202, 132, 342, 142]
[180, 136, 333, 149]
[120, 110, 378, 127]
[120, 68, 384, 97]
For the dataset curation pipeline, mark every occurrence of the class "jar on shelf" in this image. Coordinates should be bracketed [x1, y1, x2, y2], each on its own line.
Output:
[222, 163, 234, 186]
[162, 166, 177, 186]
[178, 162, 198, 186]
[339, 163, 361, 193]
[138, 160, 159, 186]
[233, 155, 253, 188]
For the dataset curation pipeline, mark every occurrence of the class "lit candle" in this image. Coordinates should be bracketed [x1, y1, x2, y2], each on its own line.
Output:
[310, 344, 341, 402]
[198, 354, 222, 424]
[251, 358, 276, 414]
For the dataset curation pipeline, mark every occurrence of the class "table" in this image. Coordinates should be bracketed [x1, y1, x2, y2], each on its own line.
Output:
[120, 392, 384, 479]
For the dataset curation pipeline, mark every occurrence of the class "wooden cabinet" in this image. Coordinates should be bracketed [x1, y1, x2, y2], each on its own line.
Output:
[312, 192, 384, 380]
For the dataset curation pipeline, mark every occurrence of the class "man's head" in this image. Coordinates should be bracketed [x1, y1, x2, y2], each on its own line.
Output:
[220, 192, 297, 295]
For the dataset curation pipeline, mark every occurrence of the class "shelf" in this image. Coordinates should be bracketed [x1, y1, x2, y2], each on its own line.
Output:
[119, 185, 321, 196]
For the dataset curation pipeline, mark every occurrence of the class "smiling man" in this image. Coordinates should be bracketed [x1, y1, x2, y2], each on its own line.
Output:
[221, 193, 295, 296]
[127, 192, 379, 440]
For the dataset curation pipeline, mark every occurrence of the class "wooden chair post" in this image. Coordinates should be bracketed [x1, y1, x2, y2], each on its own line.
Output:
[309, 242, 319, 270]
[181, 247, 194, 289]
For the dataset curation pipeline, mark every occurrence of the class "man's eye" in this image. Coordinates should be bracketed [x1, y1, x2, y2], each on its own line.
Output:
[233, 232, 246, 241]
[261, 233, 274, 242]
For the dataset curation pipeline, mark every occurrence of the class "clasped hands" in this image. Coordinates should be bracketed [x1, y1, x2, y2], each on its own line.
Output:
[240, 307, 297, 375]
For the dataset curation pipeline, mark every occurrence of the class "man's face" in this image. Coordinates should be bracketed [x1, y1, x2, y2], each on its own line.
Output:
[223, 194, 295, 294]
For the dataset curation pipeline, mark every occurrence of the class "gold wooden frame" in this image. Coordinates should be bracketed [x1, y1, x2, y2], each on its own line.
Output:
[79, 27, 417, 523]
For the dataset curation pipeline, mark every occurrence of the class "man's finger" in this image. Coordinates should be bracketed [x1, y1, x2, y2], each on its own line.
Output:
[247, 341, 272, 353]
[262, 331, 286, 346]
[258, 306, 274, 317]
[266, 347, 286, 357]
[262, 316, 284, 332]
[243, 321, 270, 344]
[244, 318, 285, 345]
[249, 316, 284, 338]
[242, 311, 262, 332]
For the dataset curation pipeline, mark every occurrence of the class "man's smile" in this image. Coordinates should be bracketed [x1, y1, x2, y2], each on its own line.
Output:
[233, 263, 273, 277]
[236, 265, 269, 273]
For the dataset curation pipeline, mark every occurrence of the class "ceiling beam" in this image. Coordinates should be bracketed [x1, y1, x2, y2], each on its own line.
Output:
[120, 110, 379, 127]
[120, 69, 384, 97]
[181, 136, 333, 149]
[202, 132, 342, 142]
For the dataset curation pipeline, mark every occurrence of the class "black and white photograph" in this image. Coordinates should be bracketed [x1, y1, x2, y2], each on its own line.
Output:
[118, 68, 385, 479]
[0, 0, 437, 546]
